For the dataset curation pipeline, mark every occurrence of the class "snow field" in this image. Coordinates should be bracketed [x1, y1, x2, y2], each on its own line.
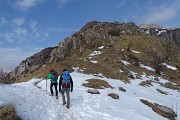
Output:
[0, 68, 179, 120]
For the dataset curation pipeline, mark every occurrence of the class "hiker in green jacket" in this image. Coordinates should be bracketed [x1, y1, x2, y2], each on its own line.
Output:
[47, 69, 58, 99]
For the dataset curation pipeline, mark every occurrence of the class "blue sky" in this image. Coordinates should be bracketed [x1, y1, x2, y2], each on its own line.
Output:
[0, 0, 180, 70]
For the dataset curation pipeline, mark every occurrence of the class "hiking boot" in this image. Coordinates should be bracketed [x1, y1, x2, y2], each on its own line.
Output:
[66, 106, 69, 109]
[63, 102, 66, 105]
[56, 96, 58, 99]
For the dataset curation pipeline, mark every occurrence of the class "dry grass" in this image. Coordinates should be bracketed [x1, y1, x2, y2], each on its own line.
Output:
[163, 82, 180, 91]
[82, 79, 113, 89]
[156, 89, 168, 95]
[0, 105, 21, 120]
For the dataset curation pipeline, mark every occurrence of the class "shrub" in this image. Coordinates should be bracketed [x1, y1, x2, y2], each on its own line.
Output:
[82, 79, 113, 89]
[0, 105, 21, 120]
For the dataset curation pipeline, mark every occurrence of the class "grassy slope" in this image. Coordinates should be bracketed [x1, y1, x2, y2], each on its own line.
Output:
[16, 34, 180, 85]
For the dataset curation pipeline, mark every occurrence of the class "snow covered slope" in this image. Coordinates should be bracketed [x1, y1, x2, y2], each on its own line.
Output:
[0, 68, 179, 120]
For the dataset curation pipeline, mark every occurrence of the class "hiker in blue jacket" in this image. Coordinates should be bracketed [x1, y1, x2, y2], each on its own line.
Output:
[59, 69, 73, 109]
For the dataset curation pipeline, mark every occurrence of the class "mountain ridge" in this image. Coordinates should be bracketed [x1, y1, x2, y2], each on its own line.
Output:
[1, 21, 180, 84]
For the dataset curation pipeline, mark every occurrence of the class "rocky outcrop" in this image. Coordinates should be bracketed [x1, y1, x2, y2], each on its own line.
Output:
[160, 29, 180, 45]
[119, 87, 126, 92]
[140, 24, 161, 29]
[3, 47, 55, 83]
[51, 21, 142, 62]
[142, 28, 180, 45]
[140, 99, 177, 120]
[108, 93, 119, 99]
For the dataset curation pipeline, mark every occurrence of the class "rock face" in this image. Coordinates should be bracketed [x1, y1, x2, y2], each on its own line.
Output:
[3, 47, 55, 83]
[3, 21, 180, 83]
[50, 21, 141, 63]
[142, 28, 180, 45]
[160, 29, 180, 45]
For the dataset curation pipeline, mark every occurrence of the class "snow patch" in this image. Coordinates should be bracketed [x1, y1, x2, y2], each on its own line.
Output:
[121, 60, 130, 65]
[140, 64, 155, 72]
[161, 63, 177, 70]
[157, 30, 166, 35]
[119, 70, 123, 73]
[99, 46, 104, 49]
[146, 30, 150, 34]
[89, 51, 102, 56]
[90, 60, 98, 64]
[131, 50, 141, 53]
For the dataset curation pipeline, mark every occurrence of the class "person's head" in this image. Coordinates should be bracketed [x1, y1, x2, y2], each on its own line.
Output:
[63, 69, 67, 72]
[50, 69, 54, 73]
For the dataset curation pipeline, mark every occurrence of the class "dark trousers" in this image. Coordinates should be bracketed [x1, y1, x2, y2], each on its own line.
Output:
[50, 83, 58, 96]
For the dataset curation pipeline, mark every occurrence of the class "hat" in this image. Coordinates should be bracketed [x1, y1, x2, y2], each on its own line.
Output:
[63, 69, 67, 72]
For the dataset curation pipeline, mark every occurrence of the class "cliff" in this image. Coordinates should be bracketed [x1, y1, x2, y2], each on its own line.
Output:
[2, 47, 56, 83]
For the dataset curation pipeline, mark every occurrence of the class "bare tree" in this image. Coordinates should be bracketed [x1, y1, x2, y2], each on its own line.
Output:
[147, 46, 164, 74]
[154, 54, 163, 74]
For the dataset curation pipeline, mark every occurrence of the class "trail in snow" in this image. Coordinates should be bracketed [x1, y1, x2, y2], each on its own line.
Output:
[0, 69, 179, 120]
[0, 79, 78, 120]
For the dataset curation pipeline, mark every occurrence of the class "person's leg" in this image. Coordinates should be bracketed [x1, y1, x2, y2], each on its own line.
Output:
[61, 88, 66, 105]
[54, 83, 58, 98]
[50, 83, 53, 95]
[66, 88, 70, 108]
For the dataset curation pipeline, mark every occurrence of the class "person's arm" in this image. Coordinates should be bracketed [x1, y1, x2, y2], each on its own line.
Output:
[59, 75, 63, 92]
[70, 76, 73, 92]
[47, 73, 52, 80]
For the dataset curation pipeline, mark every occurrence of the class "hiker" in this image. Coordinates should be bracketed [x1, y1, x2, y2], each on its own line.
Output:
[47, 69, 59, 99]
[59, 69, 73, 109]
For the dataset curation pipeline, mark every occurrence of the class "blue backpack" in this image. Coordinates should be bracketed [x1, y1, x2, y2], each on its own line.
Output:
[62, 71, 70, 84]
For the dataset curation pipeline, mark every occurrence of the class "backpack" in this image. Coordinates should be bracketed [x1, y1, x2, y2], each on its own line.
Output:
[52, 71, 58, 81]
[62, 71, 70, 84]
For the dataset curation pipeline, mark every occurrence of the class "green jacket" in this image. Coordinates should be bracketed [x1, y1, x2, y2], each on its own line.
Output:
[47, 72, 58, 83]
